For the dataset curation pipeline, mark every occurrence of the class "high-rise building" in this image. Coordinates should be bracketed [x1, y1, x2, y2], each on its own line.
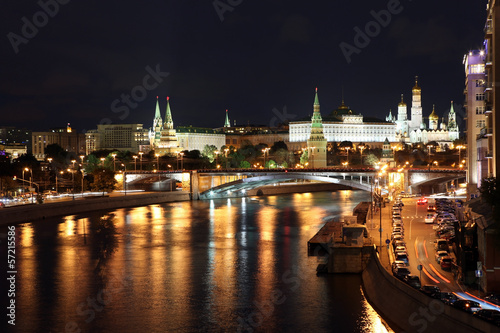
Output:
[32, 124, 85, 160]
[307, 88, 327, 168]
[85, 124, 150, 154]
[0, 126, 31, 153]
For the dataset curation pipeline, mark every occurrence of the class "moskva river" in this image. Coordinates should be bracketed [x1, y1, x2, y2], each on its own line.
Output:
[1, 191, 394, 332]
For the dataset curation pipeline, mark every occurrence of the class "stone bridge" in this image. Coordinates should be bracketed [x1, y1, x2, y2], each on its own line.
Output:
[124, 168, 466, 200]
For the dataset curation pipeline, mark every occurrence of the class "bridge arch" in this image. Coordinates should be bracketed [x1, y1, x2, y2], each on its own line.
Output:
[199, 173, 380, 199]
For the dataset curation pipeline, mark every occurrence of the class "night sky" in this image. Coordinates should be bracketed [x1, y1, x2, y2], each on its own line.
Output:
[0, 1, 486, 134]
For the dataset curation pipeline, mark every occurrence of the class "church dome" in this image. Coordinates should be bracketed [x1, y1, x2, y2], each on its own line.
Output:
[412, 76, 421, 92]
[398, 94, 406, 107]
[429, 105, 438, 120]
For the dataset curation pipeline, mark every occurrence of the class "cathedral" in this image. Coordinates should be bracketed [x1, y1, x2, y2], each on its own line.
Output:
[386, 77, 459, 147]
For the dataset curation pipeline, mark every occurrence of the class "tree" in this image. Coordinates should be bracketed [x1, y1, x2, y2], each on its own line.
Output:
[364, 153, 379, 166]
[202, 145, 218, 163]
[300, 150, 308, 165]
[270, 141, 288, 153]
[91, 168, 117, 195]
[240, 160, 251, 169]
[265, 159, 277, 168]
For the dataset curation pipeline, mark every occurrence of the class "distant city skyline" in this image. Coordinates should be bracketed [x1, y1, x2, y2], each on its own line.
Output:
[0, 1, 486, 132]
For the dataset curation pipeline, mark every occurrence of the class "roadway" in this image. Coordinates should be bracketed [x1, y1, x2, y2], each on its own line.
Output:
[368, 196, 500, 312]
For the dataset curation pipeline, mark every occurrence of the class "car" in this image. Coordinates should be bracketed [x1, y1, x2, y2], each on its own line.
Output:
[404, 275, 421, 289]
[425, 213, 436, 224]
[435, 250, 448, 263]
[393, 266, 411, 280]
[453, 299, 481, 313]
[394, 252, 409, 265]
[421, 285, 441, 299]
[440, 292, 459, 305]
[435, 239, 449, 252]
[417, 198, 428, 205]
[391, 261, 406, 275]
[427, 205, 436, 211]
[393, 240, 406, 250]
[484, 293, 500, 306]
[395, 246, 407, 253]
[393, 227, 404, 235]
[440, 256, 453, 270]
[391, 233, 404, 242]
[473, 309, 500, 326]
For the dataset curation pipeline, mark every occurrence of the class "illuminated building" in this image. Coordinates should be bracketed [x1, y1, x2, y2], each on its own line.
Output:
[32, 123, 85, 160]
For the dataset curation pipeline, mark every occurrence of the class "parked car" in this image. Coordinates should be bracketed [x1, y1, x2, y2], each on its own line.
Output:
[427, 205, 436, 211]
[453, 300, 481, 313]
[440, 257, 453, 270]
[393, 240, 406, 250]
[484, 293, 500, 306]
[391, 260, 406, 274]
[435, 239, 449, 252]
[395, 246, 407, 253]
[395, 252, 409, 265]
[421, 285, 441, 299]
[404, 275, 421, 289]
[393, 266, 411, 280]
[440, 292, 459, 305]
[435, 250, 448, 263]
[473, 309, 500, 326]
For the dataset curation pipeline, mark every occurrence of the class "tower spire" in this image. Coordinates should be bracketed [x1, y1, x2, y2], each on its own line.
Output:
[224, 109, 230, 127]
[165, 96, 174, 129]
[314, 87, 320, 106]
[153, 96, 163, 129]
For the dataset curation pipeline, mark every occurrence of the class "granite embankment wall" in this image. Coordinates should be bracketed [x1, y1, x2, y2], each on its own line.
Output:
[362, 252, 497, 333]
[0, 192, 190, 226]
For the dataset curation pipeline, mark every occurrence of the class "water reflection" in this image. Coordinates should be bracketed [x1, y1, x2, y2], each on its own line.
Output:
[6, 191, 393, 332]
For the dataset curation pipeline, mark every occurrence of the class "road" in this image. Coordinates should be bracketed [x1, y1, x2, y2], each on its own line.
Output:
[368, 196, 500, 312]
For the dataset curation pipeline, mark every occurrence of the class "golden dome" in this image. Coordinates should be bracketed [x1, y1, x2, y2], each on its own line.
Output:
[412, 76, 421, 91]
[429, 105, 438, 120]
[398, 94, 406, 107]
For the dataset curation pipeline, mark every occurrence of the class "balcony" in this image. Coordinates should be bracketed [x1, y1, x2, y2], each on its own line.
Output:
[485, 82, 493, 91]
[485, 102, 493, 114]
[480, 127, 493, 137]
[486, 151, 493, 159]
[485, 19, 493, 36]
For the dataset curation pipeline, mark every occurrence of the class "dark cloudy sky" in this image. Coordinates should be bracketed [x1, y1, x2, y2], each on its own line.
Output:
[0, 1, 486, 133]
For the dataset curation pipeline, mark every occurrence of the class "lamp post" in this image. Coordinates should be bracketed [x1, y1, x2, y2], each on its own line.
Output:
[133, 155, 138, 172]
[180, 152, 184, 170]
[47, 158, 53, 191]
[111, 153, 117, 171]
[71, 159, 76, 200]
[139, 151, 143, 171]
[224, 148, 229, 169]
[358, 144, 365, 165]
[155, 153, 160, 181]
[262, 147, 270, 168]
[345, 146, 351, 166]
[215, 150, 219, 168]
[100, 157, 105, 167]
[456, 145, 465, 167]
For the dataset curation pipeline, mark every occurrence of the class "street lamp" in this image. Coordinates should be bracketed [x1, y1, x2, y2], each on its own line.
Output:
[180, 152, 184, 170]
[358, 144, 366, 165]
[155, 153, 160, 170]
[100, 157, 105, 167]
[224, 148, 229, 169]
[47, 158, 53, 191]
[71, 159, 76, 200]
[215, 150, 219, 167]
[456, 145, 465, 167]
[139, 151, 144, 171]
[262, 147, 270, 168]
[133, 155, 138, 172]
[345, 146, 351, 166]
[111, 153, 117, 171]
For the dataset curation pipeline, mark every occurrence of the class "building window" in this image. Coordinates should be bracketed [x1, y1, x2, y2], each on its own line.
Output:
[476, 106, 485, 114]
[476, 120, 486, 128]
[475, 79, 485, 87]
[470, 64, 485, 74]
[476, 94, 485, 101]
